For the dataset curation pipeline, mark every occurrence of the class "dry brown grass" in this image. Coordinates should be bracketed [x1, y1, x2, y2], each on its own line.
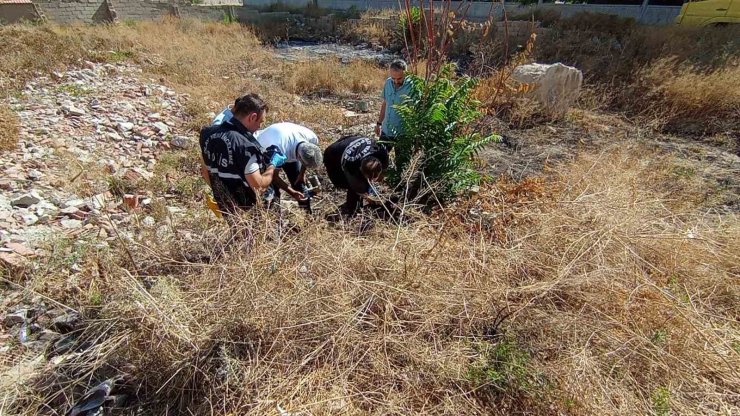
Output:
[531, 17, 740, 134]
[0, 103, 19, 152]
[637, 58, 740, 134]
[339, 9, 397, 47]
[1, 18, 738, 416]
[281, 59, 386, 97]
[2, 146, 738, 415]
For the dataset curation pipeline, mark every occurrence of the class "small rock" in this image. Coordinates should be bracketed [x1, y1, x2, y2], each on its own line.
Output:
[118, 122, 134, 132]
[62, 104, 86, 117]
[60, 219, 83, 229]
[60, 206, 80, 216]
[171, 136, 190, 149]
[0, 252, 27, 268]
[51, 313, 80, 333]
[35, 201, 59, 218]
[11, 193, 41, 208]
[28, 170, 43, 181]
[4, 310, 26, 327]
[89, 192, 111, 210]
[142, 216, 155, 227]
[123, 194, 140, 210]
[0, 179, 14, 191]
[37, 330, 61, 342]
[106, 131, 123, 141]
[5, 242, 35, 256]
[22, 213, 39, 225]
[153, 122, 169, 135]
[63, 198, 87, 209]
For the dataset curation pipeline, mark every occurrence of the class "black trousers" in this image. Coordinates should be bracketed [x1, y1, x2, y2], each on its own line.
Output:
[379, 133, 400, 168]
[209, 174, 256, 215]
[323, 136, 363, 214]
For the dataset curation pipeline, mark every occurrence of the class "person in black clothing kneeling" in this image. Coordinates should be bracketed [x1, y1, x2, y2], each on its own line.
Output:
[323, 135, 389, 218]
[199, 93, 286, 219]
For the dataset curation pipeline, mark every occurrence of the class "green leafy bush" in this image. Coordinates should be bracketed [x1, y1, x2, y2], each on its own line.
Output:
[466, 339, 546, 396]
[389, 64, 500, 203]
[396, 6, 423, 50]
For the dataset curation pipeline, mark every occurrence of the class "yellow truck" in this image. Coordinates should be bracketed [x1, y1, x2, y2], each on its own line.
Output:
[676, 0, 740, 25]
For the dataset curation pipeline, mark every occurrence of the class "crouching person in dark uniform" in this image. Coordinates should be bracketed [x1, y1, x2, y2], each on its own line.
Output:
[199, 93, 286, 221]
[323, 135, 389, 219]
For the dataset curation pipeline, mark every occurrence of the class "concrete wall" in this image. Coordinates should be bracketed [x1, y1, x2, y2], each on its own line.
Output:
[31, 0, 681, 26]
[243, 0, 681, 25]
[0, 4, 40, 24]
[34, 0, 114, 24]
[109, 0, 170, 21]
[33, 0, 234, 24]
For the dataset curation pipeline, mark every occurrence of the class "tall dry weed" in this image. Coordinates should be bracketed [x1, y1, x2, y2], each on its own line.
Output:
[637, 57, 740, 134]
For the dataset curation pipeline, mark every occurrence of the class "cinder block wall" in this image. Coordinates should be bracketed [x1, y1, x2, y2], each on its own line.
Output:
[33, 0, 233, 24]
[34, 0, 113, 24]
[0, 4, 41, 24]
[110, 0, 171, 21]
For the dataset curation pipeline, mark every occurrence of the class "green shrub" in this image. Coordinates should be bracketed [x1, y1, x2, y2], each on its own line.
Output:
[390, 64, 500, 203]
[652, 386, 671, 416]
[466, 339, 545, 396]
[397, 6, 423, 50]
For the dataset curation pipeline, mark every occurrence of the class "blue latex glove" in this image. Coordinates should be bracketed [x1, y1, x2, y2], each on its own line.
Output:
[269, 152, 287, 168]
[211, 107, 233, 126]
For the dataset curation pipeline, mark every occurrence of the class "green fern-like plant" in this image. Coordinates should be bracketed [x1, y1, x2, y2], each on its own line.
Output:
[388, 64, 500, 202]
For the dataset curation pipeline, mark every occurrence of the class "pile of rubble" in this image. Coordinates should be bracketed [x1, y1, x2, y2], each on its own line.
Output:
[0, 61, 196, 267]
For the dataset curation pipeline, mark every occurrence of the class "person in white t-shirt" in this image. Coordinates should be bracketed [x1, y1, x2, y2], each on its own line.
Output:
[254, 122, 323, 205]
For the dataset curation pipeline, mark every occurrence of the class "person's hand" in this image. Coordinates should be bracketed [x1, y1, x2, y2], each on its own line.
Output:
[269, 152, 287, 168]
[364, 184, 381, 202]
[288, 188, 307, 202]
[374, 124, 381, 137]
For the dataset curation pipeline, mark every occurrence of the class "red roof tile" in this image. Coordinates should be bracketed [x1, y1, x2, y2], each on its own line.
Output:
[0, 0, 34, 4]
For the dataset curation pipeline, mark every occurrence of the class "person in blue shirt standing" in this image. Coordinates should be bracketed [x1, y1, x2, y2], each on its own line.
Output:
[375, 59, 412, 152]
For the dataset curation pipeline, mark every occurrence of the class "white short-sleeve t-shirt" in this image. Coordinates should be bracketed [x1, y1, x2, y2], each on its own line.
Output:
[255, 122, 319, 162]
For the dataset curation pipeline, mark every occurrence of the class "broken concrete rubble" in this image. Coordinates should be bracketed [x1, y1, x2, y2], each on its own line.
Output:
[11, 192, 41, 208]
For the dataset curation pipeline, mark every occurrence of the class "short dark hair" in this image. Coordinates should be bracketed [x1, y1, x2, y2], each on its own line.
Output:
[361, 157, 384, 181]
[233, 93, 268, 117]
[390, 59, 407, 71]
